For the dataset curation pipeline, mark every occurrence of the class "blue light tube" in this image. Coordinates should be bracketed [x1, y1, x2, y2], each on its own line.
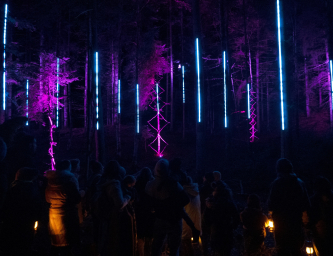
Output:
[95, 52, 99, 130]
[26, 80, 29, 126]
[182, 66, 185, 104]
[247, 83, 250, 119]
[56, 58, 59, 127]
[195, 38, 201, 123]
[277, 0, 285, 130]
[223, 51, 227, 128]
[118, 79, 120, 114]
[136, 84, 139, 133]
[156, 83, 159, 115]
[3, 4, 8, 111]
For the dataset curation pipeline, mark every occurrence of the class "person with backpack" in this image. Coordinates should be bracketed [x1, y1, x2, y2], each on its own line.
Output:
[96, 160, 131, 256]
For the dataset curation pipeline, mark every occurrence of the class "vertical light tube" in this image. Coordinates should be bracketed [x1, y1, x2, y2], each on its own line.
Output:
[156, 83, 160, 156]
[330, 60, 333, 111]
[26, 80, 29, 126]
[95, 52, 99, 130]
[56, 58, 59, 127]
[195, 38, 201, 123]
[136, 83, 139, 133]
[223, 51, 227, 128]
[3, 4, 8, 111]
[182, 66, 185, 103]
[277, 0, 285, 130]
[247, 83, 250, 119]
[118, 79, 120, 114]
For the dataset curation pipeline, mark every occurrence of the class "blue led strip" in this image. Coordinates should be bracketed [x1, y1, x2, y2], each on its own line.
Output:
[277, 0, 285, 130]
[136, 84, 139, 133]
[26, 80, 29, 126]
[182, 66, 185, 104]
[118, 79, 120, 114]
[195, 38, 201, 123]
[247, 84, 250, 119]
[3, 4, 8, 111]
[56, 58, 59, 127]
[95, 52, 99, 130]
[223, 51, 227, 128]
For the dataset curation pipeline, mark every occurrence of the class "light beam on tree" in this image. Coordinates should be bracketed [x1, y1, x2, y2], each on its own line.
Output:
[136, 83, 139, 133]
[182, 66, 185, 104]
[118, 79, 120, 114]
[95, 52, 99, 130]
[26, 80, 29, 126]
[330, 61, 333, 110]
[56, 58, 59, 127]
[48, 116, 56, 170]
[277, 0, 285, 130]
[247, 83, 250, 119]
[195, 38, 201, 123]
[148, 83, 169, 157]
[223, 51, 227, 128]
[3, 4, 8, 111]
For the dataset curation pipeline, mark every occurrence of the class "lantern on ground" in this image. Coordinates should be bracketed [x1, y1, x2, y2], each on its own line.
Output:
[305, 240, 314, 256]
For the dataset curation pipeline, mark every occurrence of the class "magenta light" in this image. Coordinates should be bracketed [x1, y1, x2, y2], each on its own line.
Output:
[56, 58, 59, 127]
[247, 83, 250, 119]
[182, 66, 185, 104]
[118, 79, 121, 114]
[136, 83, 139, 133]
[148, 83, 169, 157]
[249, 85, 258, 142]
[26, 80, 29, 126]
[3, 4, 8, 111]
[48, 116, 56, 170]
[95, 52, 99, 130]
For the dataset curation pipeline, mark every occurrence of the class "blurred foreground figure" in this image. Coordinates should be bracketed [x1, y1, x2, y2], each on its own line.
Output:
[145, 159, 190, 256]
[268, 158, 310, 256]
[241, 194, 268, 255]
[203, 180, 239, 256]
[1, 167, 41, 256]
[45, 160, 81, 256]
[309, 176, 333, 256]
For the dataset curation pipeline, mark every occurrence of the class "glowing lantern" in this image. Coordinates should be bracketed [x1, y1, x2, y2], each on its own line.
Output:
[34, 221, 38, 231]
[306, 247, 313, 255]
[191, 237, 193, 241]
[305, 240, 314, 256]
[268, 220, 274, 233]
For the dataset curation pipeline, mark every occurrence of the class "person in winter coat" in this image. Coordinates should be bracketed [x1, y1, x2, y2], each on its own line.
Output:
[181, 176, 201, 256]
[45, 160, 81, 256]
[240, 194, 268, 255]
[309, 176, 333, 256]
[0, 167, 42, 256]
[97, 160, 131, 256]
[145, 159, 190, 256]
[203, 180, 239, 256]
[135, 167, 155, 256]
[268, 158, 310, 256]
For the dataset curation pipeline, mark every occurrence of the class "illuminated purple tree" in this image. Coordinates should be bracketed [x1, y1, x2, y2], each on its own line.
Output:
[17, 52, 78, 170]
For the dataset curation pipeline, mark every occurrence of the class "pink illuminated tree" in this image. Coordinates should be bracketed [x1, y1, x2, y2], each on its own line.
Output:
[17, 52, 78, 170]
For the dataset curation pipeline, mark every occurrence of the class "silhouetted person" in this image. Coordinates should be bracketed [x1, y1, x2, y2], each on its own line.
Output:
[86, 160, 104, 214]
[145, 159, 190, 256]
[135, 167, 154, 256]
[181, 176, 201, 256]
[309, 176, 333, 256]
[240, 194, 268, 255]
[97, 160, 131, 256]
[203, 180, 239, 256]
[213, 171, 221, 181]
[268, 158, 310, 256]
[1, 167, 42, 256]
[45, 160, 81, 256]
[170, 158, 187, 186]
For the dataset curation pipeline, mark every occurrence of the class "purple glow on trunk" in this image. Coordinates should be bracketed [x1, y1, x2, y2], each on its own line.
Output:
[148, 83, 169, 157]
[3, 4, 7, 111]
[48, 116, 57, 170]
[56, 58, 59, 127]
[26, 80, 29, 126]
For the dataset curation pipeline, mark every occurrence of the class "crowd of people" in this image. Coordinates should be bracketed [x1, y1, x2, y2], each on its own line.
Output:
[0, 128, 332, 256]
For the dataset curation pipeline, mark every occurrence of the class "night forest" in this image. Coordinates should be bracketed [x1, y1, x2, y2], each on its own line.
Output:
[2, 0, 333, 191]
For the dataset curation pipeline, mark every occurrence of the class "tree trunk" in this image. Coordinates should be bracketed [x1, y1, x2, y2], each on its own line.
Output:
[84, 51, 88, 130]
[256, 30, 260, 133]
[304, 56, 310, 117]
[169, 0, 174, 131]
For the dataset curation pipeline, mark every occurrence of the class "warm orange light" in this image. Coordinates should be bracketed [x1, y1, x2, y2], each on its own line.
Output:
[268, 220, 274, 232]
[191, 237, 193, 241]
[306, 247, 314, 255]
[34, 221, 38, 231]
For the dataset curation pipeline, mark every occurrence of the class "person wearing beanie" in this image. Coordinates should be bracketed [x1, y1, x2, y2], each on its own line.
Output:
[240, 194, 268, 255]
[145, 159, 190, 256]
[268, 158, 310, 256]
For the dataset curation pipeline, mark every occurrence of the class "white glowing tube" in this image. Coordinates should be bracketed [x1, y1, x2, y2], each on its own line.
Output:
[3, 4, 8, 111]
[95, 52, 99, 130]
[223, 51, 227, 128]
[26, 80, 29, 126]
[195, 38, 201, 123]
[247, 84, 250, 119]
[182, 66, 185, 104]
[118, 79, 120, 114]
[330, 61, 333, 110]
[277, 0, 285, 130]
[136, 84, 139, 133]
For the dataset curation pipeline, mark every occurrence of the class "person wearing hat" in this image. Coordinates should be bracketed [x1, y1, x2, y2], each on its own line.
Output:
[268, 158, 310, 256]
